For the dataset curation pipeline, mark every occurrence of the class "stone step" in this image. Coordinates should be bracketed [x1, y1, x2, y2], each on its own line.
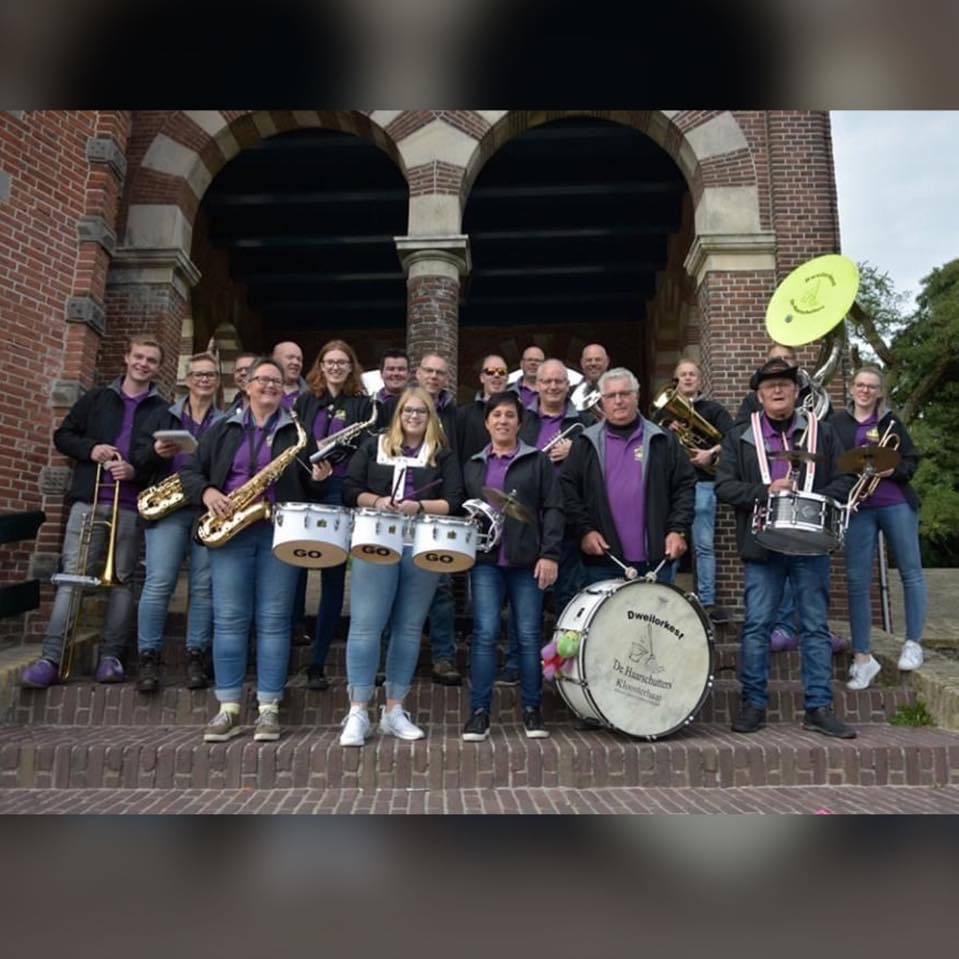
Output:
[1, 722, 956, 791]
[8, 676, 915, 727]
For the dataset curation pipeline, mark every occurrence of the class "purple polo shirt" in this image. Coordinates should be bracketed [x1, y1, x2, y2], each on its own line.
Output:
[172, 404, 217, 474]
[855, 414, 906, 509]
[604, 421, 647, 564]
[484, 448, 516, 567]
[536, 413, 564, 452]
[400, 445, 422, 500]
[517, 382, 537, 407]
[97, 387, 150, 512]
[281, 389, 299, 411]
[224, 411, 280, 503]
[760, 414, 803, 482]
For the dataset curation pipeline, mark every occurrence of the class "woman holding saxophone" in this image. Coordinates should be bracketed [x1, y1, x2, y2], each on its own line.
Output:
[132, 351, 223, 693]
[181, 357, 319, 742]
[294, 339, 373, 690]
[832, 365, 927, 690]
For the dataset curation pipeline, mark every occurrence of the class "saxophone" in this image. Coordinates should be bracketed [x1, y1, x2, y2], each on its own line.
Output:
[138, 473, 188, 521]
[196, 410, 308, 548]
[310, 399, 379, 465]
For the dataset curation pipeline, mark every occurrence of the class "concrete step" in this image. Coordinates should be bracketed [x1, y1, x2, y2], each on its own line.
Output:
[8, 676, 915, 727]
[2, 722, 957, 791]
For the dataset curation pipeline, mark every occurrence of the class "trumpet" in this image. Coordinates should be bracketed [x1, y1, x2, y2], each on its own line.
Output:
[51, 460, 122, 679]
[541, 421, 585, 452]
[847, 422, 901, 512]
[650, 384, 723, 474]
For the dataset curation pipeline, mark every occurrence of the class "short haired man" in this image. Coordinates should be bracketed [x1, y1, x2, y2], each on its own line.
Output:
[561, 367, 695, 587]
[715, 358, 855, 738]
[415, 351, 460, 685]
[226, 351, 258, 413]
[513, 345, 545, 407]
[571, 343, 610, 413]
[374, 349, 410, 429]
[271, 341, 305, 409]
[663, 358, 733, 621]
[456, 354, 527, 462]
[22, 336, 168, 688]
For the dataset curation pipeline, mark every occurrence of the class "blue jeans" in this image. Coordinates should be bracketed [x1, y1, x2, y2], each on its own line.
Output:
[427, 574, 456, 664]
[311, 477, 347, 671]
[846, 503, 927, 654]
[692, 481, 717, 605]
[138, 509, 212, 654]
[741, 554, 833, 710]
[775, 579, 798, 635]
[346, 547, 439, 703]
[208, 521, 300, 705]
[470, 564, 545, 711]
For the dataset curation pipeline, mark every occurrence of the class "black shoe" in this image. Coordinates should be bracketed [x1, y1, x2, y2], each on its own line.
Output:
[706, 605, 732, 624]
[731, 704, 766, 733]
[307, 666, 330, 691]
[802, 706, 857, 739]
[432, 658, 462, 686]
[374, 671, 386, 687]
[135, 651, 160, 693]
[522, 706, 549, 739]
[462, 709, 490, 742]
[494, 667, 520, 687]
[186, 649, 208, 690]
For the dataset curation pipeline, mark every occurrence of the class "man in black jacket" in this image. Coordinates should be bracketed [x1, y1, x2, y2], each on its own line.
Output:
[715, 358, 855, 739]
[456, 353, 512, 462]
[22, 335, 167, 688]
[561, 367, 695, 586]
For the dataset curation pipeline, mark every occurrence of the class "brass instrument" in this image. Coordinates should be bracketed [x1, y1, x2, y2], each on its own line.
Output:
[573, 383, 603, 418]
[846, 423, 901, 512]
[51, 461, 122, 679]
[137, 472, 187, 521]
[196, 410, 308, 548]
[310, 400, 379, 465]
[650, 385, 723, 475]
[541, 421, 585, 452]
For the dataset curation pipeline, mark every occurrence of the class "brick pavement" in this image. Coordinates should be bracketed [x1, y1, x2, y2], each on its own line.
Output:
[1, 784, 958, 814]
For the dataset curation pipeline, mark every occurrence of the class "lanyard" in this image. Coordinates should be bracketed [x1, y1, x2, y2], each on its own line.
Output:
[752, 412, 817, 490]
[245, 410, 277, 478]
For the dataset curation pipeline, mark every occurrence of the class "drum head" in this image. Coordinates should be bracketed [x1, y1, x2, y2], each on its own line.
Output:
[350, 542, 402, 565]
[273, 541, 347, 568]
[580, 581, 713, 739]
[412, 550, 474, 573]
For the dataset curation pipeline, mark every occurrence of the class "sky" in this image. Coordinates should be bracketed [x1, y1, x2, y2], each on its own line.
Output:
[830, 111, 959, 306]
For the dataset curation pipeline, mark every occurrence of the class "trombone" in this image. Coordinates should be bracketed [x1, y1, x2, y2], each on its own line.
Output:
[50, 459, 122, 679]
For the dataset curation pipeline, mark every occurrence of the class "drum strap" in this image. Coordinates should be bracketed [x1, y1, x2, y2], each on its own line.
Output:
[751, 412, 817, 491]
[376, 435, 432, 501]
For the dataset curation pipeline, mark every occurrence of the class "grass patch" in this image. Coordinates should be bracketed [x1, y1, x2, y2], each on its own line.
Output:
[889, 700, 935, 727]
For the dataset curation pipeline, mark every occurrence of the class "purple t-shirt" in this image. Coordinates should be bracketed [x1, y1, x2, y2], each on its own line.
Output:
[484, 448, 516, 567]
[536, 414, 564, 454]
[98, 387, 150, 512]
[517, 382, 537, 408]
[313, 402, 351, 478]
[172, 404, 217, 474]
[604, 422, 647, 564]
[281, 389, 299, 411]
[224, 411, 281, 503]
[760, 415, 803, 482]
[855, 414, 906, 509]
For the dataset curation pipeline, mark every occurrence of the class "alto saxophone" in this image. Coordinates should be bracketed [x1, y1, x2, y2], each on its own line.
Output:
[196, 410, 308, 548]
[137, 473, 188, 521]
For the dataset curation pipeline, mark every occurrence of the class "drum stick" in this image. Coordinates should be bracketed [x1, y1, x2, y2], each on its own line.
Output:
[643, 558, 668, 583]
[389, 476, 442, 506]
[603, 548, 639, 581]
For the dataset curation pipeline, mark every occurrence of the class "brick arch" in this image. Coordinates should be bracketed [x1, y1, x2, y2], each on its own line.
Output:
[121, 109, 407, 255]
[460, 110, 763, 237]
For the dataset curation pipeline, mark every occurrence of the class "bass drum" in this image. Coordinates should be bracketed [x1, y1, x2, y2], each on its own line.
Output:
[553, 579, 714, 740]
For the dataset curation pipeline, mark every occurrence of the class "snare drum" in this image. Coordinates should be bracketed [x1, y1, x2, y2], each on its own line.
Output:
[552, 579, 714, 740]
[350, 508, 407, 565]
[753, 490, 845, 555]
[411, 516, 477, 573]
[272, 502, 352, 568]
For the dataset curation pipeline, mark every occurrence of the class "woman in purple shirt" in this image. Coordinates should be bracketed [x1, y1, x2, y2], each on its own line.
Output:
[832, 365, 927, 689]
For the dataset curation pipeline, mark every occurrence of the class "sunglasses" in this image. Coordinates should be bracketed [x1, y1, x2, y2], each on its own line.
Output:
[483, 367, 508, 377]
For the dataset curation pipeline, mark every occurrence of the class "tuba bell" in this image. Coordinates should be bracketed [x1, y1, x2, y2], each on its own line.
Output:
[650, 384, 723, 475]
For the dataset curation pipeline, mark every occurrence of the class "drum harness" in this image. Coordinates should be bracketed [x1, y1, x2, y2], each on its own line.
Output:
[750, 411, 818, 535]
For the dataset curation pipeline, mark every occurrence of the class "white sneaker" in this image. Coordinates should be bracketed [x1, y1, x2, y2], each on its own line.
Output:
[846, 656, 881, 691]
[379, 706, 425, 741]
[898, 640, 924, 671]
[339, 709, 372, 747]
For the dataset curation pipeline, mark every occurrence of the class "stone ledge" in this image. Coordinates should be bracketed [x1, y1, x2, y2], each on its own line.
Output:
[65, 296, 106, 334]
[77, 215, 117, 255]
[86, 136, 127, 181]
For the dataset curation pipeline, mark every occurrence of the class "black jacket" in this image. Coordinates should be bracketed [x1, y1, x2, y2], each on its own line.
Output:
[456, 394, 538, 465]
[132, 397, 225, 488]
[53, 379, 168, 502]
[179, 407, 321, 507]
[715, 410, 854, 562]
[463, 441, 565, 568]
[830, 409, 920, 510]
[559, 417, 696, 567]
[372, 388, 402, 431]
[343, 434, 464, 514]
[433, 390, 459, 457]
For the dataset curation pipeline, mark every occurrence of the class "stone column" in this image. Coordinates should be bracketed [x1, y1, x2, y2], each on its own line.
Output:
[395, 234, 471, 390]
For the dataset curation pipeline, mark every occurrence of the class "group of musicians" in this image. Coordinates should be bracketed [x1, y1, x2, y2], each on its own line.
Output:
[21, 334, 928, 747]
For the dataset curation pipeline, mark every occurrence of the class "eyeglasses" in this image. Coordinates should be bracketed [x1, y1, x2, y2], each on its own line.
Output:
[420, 366, 448, 377]
[602, 390, 636, 402]
[323, 359, 351, 369]
[234, 367, 252, 377]
[482, 368, 508, 377]
[401, 407, 428, 417]
[538, 378, 567, 386]
[854, 383, 880, 391]
[250, 375, 283, 387]
[189, 371, 218, 380]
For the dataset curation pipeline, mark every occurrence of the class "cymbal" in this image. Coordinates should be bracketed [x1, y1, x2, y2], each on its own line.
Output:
[767, 449, 823, 465]
[766, 254, 860, 346]
[837, 445, 901, 474]
[481, 486, 533, 523]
